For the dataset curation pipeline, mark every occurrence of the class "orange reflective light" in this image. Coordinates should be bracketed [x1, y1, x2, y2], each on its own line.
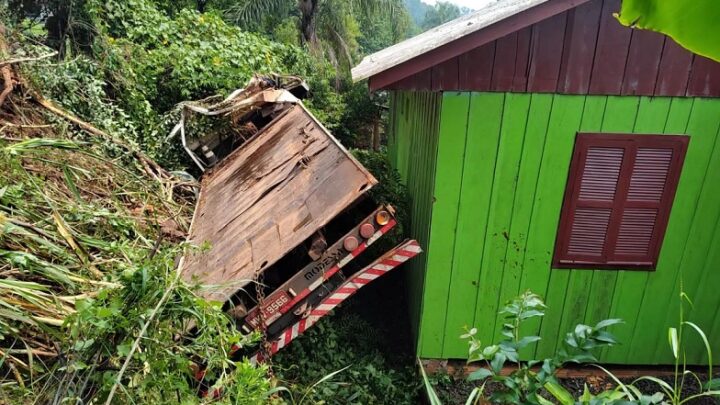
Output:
[375, 210, 391, 226]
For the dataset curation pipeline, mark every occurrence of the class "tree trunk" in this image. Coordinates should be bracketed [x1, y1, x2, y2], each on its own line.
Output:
[0, 25, 15, 108]
[298, 0, 319, 48]
[372, 118, 381, 151]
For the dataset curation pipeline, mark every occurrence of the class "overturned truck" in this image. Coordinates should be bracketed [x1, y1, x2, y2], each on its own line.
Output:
[173, 76, 421, 365]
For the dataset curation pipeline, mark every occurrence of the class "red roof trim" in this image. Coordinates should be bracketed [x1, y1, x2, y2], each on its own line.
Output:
[368, 0, 591, 91]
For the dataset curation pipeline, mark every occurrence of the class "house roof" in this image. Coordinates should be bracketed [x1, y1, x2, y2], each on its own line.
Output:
[351, 0, 720, 97]
[352, 0, 595, 91]
[352, 0, 550, 82]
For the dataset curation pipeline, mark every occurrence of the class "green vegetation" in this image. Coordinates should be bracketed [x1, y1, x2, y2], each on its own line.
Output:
[274, 309, 420, 404]
[0, 100, 268, 402]
[589, 291, 720, 405]
[14, 0, 313, 169]
[1, 0, 427, 402]
[462, 291, 621, 404]
[419, 1, 469, 31]
[226, 0, 408, 70]
[421, 290, 720, 405]
[403, 0, 471, 33]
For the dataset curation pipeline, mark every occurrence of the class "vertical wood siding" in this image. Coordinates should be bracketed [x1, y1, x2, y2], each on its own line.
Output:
[387, 91, 442, 341]
[379, 0, 720, 98]
[412, 92, 720, 364]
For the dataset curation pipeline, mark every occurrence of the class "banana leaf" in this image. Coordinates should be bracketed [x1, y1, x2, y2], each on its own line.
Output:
[616, 0, 720, 62]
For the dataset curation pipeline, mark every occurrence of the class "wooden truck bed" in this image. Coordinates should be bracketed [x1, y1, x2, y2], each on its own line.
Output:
[181, 104, 377, 302]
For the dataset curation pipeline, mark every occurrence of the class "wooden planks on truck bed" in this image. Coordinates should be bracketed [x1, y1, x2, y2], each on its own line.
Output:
[181, 104, 377, 302]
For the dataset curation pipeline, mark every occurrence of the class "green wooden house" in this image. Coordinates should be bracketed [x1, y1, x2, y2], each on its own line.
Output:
[352, 0, 720, 365]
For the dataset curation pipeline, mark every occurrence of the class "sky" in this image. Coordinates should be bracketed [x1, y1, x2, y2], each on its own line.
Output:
[420, 0, 494, 10]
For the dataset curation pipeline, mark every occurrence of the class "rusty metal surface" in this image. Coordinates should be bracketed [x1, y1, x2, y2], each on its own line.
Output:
[181, 104, 377, 302]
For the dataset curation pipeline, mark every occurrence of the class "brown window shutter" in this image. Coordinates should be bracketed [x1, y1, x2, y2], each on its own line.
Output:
[554, 134, 689, 270]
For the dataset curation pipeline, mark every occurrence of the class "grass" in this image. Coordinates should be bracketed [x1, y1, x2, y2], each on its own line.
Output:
[0, 72, 270, 403]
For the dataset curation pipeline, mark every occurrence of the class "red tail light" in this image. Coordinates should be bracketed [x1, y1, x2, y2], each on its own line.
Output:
[343, 236, 359, 251]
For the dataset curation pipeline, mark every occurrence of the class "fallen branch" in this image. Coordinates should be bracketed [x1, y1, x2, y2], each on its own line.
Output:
[0, 25, 14, 108]
[0, 51, 58, 67]
[32, 93, 170, 180]
[0, 65, 13, 107]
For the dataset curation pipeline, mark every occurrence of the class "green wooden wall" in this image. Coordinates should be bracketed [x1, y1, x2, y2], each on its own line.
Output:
[390, 91, 720, 365]
[388, 91, 442, 340]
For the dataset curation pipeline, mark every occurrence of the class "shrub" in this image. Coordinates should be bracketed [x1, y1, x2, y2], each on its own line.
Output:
[462, 291, 622, 404]
[274, 309, 420, 404]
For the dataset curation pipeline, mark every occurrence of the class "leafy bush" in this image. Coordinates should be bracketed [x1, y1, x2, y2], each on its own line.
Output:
[87, 0, 311, 111]
[351, 148, 410, 257]
[351, 148, 409, 230]
[462, 291, 622, 404]
[11, 0, 317, 169]
[274, 309, 420, 404]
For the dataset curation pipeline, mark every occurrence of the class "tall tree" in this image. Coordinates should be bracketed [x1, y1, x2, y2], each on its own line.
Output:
[421, 1, 468, 30]
[228, 0, 401, 67]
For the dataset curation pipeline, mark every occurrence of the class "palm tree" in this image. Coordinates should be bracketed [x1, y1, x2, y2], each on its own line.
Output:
[227, 0, 402, 68]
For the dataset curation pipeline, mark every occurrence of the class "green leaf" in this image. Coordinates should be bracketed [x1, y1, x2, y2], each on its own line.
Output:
[536, 394, 555, 405]
[668, 327, 679, 359]
[594, 331, 618, 345]
[465, 386, 484, 405]
[574, 324, 592, 338]
[632, 376, 673, 399]
[544, 381, 574, 405]
[519, 309, 544, 320]
[580, 383, 592, 402]
[616, 0, 720, 62]
[647, 391, 665, 403]
[593, 364, 638, 401]
[482, 345, 499, 358]
[517, 336, 541, 349]
[705, 378, 720, 390]
[63, 166, 83, 201]
[73, 338, 95, 351]
[418, 359, 443, 405]
[468, 368, 493, 382]
[3, 138, 80, 155]
[595, 318, 623, 329]
[117, 343, 132, 357]
[490, 352, 506, 374]
[683, 321, 713, 377]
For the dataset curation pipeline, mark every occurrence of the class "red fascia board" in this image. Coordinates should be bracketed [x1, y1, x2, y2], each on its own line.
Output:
[368, 0, 591, 91]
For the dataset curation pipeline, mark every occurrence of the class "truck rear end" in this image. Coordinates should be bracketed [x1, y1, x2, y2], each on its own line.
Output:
[174, 76, 420, 369]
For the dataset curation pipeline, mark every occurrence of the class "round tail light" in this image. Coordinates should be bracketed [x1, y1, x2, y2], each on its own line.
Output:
[375, 210, 391, 226]
[359, 223, 375, 239]
[343, 236, 359, 252]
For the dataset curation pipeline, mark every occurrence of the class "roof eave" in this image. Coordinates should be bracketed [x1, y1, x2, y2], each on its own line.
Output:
[353, 0, 591, 89]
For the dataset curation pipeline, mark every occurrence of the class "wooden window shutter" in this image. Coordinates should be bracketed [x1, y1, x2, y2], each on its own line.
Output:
[553, 133, 689, 269]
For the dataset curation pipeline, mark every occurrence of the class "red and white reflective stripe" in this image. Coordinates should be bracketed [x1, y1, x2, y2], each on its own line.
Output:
[250, 239, 421, 364]
[276, 219, 397, 314]
[242, 219, 398, 329]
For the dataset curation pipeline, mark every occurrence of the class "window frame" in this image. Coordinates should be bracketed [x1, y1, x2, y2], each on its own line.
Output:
[552, 133, 690, 271]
